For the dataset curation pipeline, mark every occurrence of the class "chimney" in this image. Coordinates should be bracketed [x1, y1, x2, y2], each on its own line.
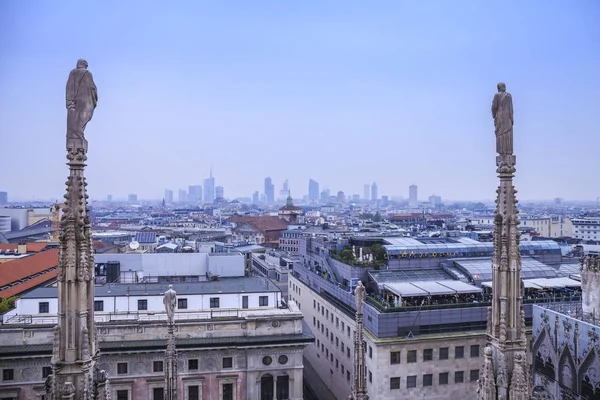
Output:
[17, 243, 27, 255]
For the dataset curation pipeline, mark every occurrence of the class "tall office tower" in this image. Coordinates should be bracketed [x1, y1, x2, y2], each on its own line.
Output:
[178, 189, 187, 203]
[320, 188, 330, 202]
[0, 191, 7, 205]
[337, 191, 345, 203]
[363, 184, 370, 201]
[128, 194, 138, 203]
[308, 179, 319, 203]
[282, 179, 289, 193]
[203, 168, 215, 203]
[279, 179, 290, 201]
[478, 84, 529, 399]
[164, 189, 174, 203]
[215, 186, 224, 199]
[371, 182, 378, 202]
[188, 185, 203, 203]
[408, 185, 418, 208]
[252, 191, 260, 204]
[264, 177, 275, 203]
[106, 194, 112, 202]
[428, 195, 442, 207]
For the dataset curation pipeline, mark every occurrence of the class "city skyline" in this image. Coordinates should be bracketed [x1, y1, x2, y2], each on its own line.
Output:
[1, 1, 599, 201]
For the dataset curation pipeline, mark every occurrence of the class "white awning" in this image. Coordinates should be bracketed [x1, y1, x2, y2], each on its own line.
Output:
[525, 277, 581, 288]
[384, 282, 428, 297]
[437, 280, 482, 294]
[482, 280, 543, 289]
[411, 281, 456, 296]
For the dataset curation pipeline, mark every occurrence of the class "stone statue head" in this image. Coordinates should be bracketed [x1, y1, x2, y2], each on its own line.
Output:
[497, 82, 506, 92]
[77, 59, 89, 69]
[168, 284, 174, 290]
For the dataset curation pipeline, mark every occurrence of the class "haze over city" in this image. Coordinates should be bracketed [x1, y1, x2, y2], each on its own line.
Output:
[1, 0, 599, 201]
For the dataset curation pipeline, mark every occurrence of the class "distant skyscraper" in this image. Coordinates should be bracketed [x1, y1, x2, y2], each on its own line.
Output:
[0, 191, 7, 205]
[188, 185, 203, 203]
[337, 191, 345, 203]
[164, 189, 174, 203]
[106, 194, 112, 202]
[363, 184, 370, 201]
[371, 182, 378, 202]
[264, 177, 275, 203]
[204, 168, 215, 203]
[128, 194, 138, 203]
[215, 186, 224, 199]
[428, 194, 442, 207]
[279, 179, 290, 202]
[352, 194, 360, 202]
[252, 191, 259, 204]
[320, 188, 330, 202]
[308, 179, 319, 203]
[409, 185, 418, 208]
[178, 189, 187, 203]
[282, 179, 289, 193]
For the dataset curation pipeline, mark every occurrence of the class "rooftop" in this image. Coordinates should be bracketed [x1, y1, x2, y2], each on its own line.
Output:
[0, 248, 59, 298]
[20, 276, 280, 299]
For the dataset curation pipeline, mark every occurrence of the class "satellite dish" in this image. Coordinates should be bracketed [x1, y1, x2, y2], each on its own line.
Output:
[129, 241, 140, 250]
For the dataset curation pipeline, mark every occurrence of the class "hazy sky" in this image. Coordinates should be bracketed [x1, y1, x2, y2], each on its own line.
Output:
[1, 1, 599, 202]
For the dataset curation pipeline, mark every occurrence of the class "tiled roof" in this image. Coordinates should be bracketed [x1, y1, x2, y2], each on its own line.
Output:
[227, 216, 289, 233]
[0, 248, 59, 298]
[0, 243, 52, 253]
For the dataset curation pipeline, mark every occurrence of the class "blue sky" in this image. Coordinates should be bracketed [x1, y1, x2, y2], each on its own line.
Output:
[1, 1, 599, 202]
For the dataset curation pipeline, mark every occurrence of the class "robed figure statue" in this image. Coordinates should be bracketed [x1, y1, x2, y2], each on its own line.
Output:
[491, 82, 514, 155]
[354, 281, 366, 314]
[163, 285, 177, 324]
[66, 59, 98, 151]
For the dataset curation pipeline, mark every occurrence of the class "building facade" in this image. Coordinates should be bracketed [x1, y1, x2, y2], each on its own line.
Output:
[0, 278, 313, 400]
[567, 217, 600, 241]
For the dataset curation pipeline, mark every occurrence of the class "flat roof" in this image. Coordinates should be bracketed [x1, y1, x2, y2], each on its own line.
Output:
[20, 276, 280, 299]
[369, 268, 453, 283]
[452, 257, 559, 283]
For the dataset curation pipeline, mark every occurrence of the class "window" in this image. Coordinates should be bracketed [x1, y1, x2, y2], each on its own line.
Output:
[336, 317, 339, 327]
[368, 346, 372, 358]
[42, 366, 52, 378]
[336, 337, 339, 347]
[222, 357, 233, 369]
[153, 388, 164, 400]
[242, 295, 249, 309]
[313, 317, 316, 326]
[313, 299, 316, 309]
[470, 369, 480, 382]
[390, 351, 401, 364]
[368, 370, 372, 383]
[407, 350, 417, 363]
[341, 364, 345, 374]
[210, 297, 220, 308]
[188, 359, 199, 370]
[2, 369, 14, 381]
[470, 345, 480, 358]
[423, 374, 433, 387]
[116, 390, 128, 400]
[407, 375, 417, 388]
[188, 385, 200, 400]
[439, 347, 449, 360]
[346, 371, 350, 382]
[259, 296, 269, 306]
[347, 326, 350, 337]
[390, 377, 401, 390]
[439, 372, 449, 385]
[341, 342, 344, 352]
[153, 361, 164, 372]
[347, 348, 350, 358]
[342, 321, 345, 331]
[94, 300, 104, 311]
[262, 356, 272, 366]
[178, 298, 188, 309]
[423, 348, 433, 361]
[117, 363, 128, 375]
[455, 346, 464, 359]
[336, 359, 339, 368]
[455, 371, 464, 383]
[222, 383, 233, 400]
[39, 302, 49, 313]
[138, 299, 148, 310]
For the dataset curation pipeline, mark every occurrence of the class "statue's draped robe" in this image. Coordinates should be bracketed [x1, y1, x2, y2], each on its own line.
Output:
[491, 91, 514, 155]
[66, 68, 97, 145]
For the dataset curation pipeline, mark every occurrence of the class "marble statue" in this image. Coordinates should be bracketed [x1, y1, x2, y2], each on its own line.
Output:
[66, 59, 98, 151]
[163, 285, 177, 324]
[491, 82, 514, 155]
[354, 281, 366, 314]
